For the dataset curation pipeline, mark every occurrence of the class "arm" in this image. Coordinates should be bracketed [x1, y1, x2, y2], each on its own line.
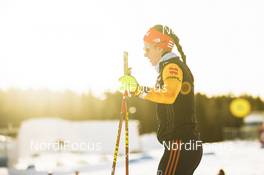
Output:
[140, 63, 183, 104]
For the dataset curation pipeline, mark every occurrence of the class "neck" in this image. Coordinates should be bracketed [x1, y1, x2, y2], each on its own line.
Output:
[161, 51, 169, 57]
[155, 52, 177, 72]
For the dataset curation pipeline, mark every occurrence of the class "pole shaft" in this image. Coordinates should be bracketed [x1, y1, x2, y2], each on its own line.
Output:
[111, 95, 126, 175]
[125, 106, 129, 175]
[111, 51, 130, 175]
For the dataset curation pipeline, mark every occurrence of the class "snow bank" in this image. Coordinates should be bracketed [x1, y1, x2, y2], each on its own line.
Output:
[17, 118, 141, 159]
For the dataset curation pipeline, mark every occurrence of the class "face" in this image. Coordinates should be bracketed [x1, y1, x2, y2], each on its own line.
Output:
[143, 42, 163, 66]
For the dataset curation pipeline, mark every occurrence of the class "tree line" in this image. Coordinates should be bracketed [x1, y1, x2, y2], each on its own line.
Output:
[0, 89, 263, 142]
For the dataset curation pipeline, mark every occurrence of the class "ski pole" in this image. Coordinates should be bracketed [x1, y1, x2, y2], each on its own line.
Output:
[111, 95, 126, 175]
[111, 51, 130, 175]
[124, 51, 129, 175]
[124, 100, 129, 175]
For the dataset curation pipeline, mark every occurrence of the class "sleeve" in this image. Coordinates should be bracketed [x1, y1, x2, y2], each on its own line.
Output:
[140, 63, 183, 104]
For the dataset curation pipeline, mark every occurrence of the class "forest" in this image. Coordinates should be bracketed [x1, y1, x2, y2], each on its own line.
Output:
[0, 89, 263, 142]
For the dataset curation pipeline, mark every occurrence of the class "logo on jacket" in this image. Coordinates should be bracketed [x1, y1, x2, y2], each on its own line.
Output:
[181, 81, 192, 95]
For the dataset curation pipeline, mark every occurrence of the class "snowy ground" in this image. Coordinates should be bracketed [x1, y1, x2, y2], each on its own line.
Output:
[82, 140, 264, 175]
[10, 119, 263, 174]
[5, 137, 264, 175]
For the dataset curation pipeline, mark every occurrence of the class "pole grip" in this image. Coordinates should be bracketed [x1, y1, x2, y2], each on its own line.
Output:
[123, 51, 128, 75]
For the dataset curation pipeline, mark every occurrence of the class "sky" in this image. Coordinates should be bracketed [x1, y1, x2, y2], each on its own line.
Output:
[0, 0, 263, 97]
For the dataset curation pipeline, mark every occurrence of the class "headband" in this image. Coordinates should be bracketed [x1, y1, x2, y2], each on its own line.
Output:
[144, 28, 174, 51]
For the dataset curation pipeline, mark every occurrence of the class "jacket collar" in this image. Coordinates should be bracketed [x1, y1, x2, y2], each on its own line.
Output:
[155, 52, 178, 73]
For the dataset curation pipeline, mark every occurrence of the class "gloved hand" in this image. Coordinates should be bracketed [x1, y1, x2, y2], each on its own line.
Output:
[118, 75, 140, 96]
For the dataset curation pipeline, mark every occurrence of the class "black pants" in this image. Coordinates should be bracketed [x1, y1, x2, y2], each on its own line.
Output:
[157, 139, 203, 175]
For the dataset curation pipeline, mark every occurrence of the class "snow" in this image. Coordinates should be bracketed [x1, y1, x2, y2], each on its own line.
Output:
[0, 168, 8, 175]
[11, 120, 264, 175]
[82, 139, 264, 175]
[11, 137, 264, 175]
[196, 141, 264, 175]
[17, 118, 141, 159]
[244, 113, 264, 125]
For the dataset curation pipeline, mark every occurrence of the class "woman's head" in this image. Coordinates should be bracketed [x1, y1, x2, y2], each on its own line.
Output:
[143, 24, 186, 66]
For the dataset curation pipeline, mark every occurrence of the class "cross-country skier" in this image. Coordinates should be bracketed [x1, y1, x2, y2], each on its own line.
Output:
[119, 24, 203, 175]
